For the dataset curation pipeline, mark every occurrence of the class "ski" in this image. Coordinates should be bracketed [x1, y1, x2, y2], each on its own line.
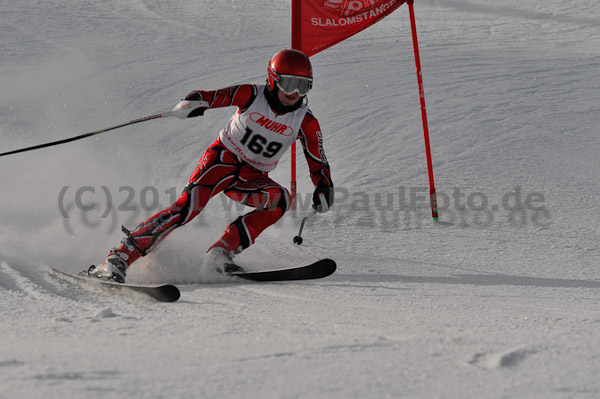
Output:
[50, 267, 180, 303]
[227, 258, 336, 282]
[49, 259, 335, 301]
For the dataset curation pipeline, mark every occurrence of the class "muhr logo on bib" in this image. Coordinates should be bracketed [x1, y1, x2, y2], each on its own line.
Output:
[250, 112, 294, 136]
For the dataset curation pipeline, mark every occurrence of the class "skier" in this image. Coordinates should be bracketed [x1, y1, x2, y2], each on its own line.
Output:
[87, 49, 334, 283]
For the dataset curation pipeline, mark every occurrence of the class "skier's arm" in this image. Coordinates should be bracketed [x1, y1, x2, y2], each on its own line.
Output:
[299, 111, 334, 212]
[185, 85, 257, 112]
[171, 85, 257, 119]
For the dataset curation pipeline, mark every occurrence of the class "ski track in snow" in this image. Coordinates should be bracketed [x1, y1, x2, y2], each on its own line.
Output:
[467, 345, 541, 370]
[2, 0, 600, 398]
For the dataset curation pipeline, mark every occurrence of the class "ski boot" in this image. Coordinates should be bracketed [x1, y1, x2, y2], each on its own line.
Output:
[205, 246, 243, 274]
[85, 245, 131, 284]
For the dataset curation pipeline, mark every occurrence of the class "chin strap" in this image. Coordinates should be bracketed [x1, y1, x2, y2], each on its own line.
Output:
[264, 86, 304, 114]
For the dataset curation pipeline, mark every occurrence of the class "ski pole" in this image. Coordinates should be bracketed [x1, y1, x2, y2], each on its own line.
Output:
[0, 113, 166, 158]
[0, 99, 207, 158]
[293, 209, 318, 245]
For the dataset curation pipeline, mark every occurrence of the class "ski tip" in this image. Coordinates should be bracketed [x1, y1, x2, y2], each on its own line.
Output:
[227, 258, 337, 282]
[319, 258, 337, 271]
[157, 285, 181, 302]
[51, 267, 181, 302]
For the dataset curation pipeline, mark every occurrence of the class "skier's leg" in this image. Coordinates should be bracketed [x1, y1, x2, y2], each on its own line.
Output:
[119, 143, 241, 260]
[90, 139, 241, 281]
[208, 176, 291, 256]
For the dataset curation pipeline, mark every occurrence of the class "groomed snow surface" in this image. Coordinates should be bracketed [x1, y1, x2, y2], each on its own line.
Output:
[1, 0, 599, 398]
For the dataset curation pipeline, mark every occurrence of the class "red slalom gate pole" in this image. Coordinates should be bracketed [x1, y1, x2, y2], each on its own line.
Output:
[289, 0, 302, 212]
[408, 0, 438, 221]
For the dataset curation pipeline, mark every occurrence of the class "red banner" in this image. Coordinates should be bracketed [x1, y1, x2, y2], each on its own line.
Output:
[292, 0, 407, 56]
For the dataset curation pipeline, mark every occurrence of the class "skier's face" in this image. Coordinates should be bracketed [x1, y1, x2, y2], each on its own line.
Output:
[277, 89, 302, 107]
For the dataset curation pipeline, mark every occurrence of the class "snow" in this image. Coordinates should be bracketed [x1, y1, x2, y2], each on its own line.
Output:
[1, 0, 600, 397]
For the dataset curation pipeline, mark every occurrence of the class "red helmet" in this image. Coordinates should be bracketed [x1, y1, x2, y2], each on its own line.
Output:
[267, 49, 313, 96]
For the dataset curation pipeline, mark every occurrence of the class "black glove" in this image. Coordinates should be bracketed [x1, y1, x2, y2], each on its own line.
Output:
[181, 91, 207, 117]
[184, 91, 203, 101]
[312, 181, 334, 213]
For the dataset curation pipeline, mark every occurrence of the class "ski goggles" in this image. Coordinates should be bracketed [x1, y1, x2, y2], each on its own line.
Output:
[276, 74, 313, 96]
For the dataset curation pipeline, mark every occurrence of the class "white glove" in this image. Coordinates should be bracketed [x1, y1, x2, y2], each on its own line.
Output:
[169, 99, 209, 119]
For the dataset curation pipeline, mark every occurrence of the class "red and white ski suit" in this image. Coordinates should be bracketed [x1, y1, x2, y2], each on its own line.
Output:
[111, 84, 332, 268]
